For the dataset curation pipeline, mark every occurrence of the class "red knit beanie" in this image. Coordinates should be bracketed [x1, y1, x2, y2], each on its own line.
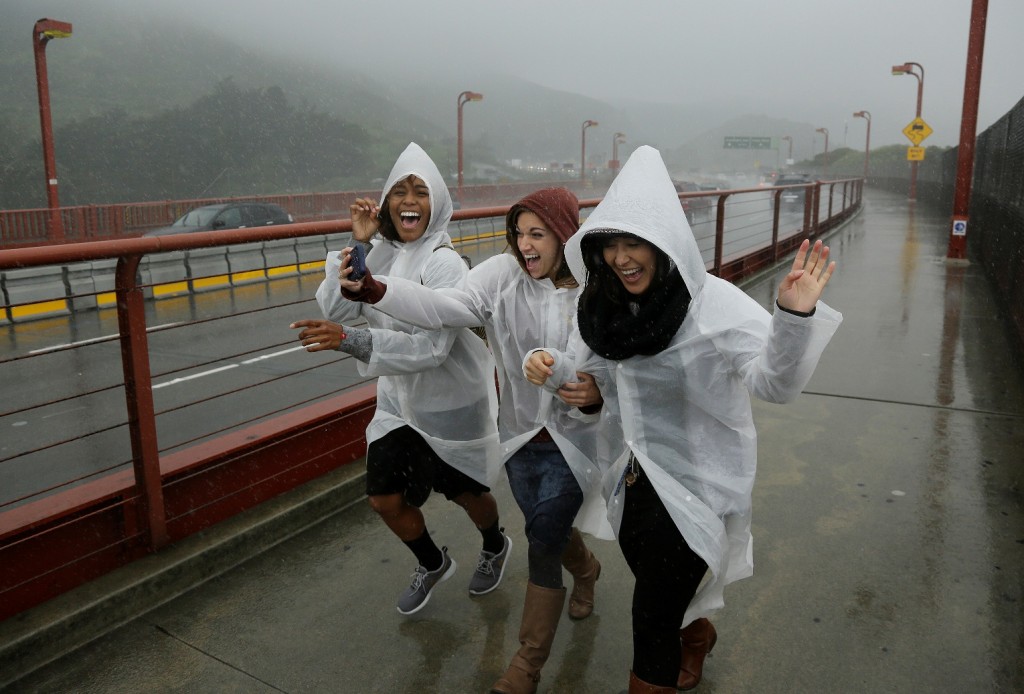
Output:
[505, 187, 580, 245]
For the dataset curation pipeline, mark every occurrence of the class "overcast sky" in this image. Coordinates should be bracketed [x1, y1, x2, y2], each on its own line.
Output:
[18, 0, 1024, 152]
[131, 0, 1023, 150]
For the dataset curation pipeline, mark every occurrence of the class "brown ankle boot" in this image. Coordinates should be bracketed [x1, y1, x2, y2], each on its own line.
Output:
[677, 617, 717, 690]
[490, 582, 566, 694]
[628, 670, 676, 693]
[560, 527, 601, 620]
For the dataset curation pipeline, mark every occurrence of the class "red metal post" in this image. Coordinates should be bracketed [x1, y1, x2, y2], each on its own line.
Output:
[853, 111, 871, 180]
[32, 19, 72, 243]
[947, 0, 989, 260]
[909, 64, 924, 201]
[457, 91, 483, 206]
[115, 255, 169, 550]
[893, 62, 925, 200]
[581, 120, 598, 184]
[713, 194, 729, 276]
[611, 132, 626, 176]
[815, 128, 829, 178]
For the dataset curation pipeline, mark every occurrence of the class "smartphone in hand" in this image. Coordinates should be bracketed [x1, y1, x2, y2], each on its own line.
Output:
[348, 244, 367, 281]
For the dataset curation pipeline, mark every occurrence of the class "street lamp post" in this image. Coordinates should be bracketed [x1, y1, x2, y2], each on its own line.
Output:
[611, 132, 626, 176]
[32, 18, 73, 242]
[457, 90, 483, 203]
[815, 127, 830, 178]
[853, 111, 872, 180]
[581, 119, 598, 184]
[892, 61, 925, 201]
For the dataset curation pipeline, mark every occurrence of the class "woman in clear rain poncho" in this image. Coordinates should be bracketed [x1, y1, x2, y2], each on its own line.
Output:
[525, 146, 841, 693]
[339, 187, 613, 694]
[291, 143, 508, 617]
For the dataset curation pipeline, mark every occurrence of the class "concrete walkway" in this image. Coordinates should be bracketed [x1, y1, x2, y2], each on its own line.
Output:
[5, 188, 1024, 693]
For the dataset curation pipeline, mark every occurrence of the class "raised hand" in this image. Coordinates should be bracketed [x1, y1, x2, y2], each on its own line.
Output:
[338, 246, 365, 293]
[777, 239, 836, 314]
[349, 197, 381, 243]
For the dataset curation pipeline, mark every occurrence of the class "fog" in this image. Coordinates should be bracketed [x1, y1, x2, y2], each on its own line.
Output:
[11, 0, 1024, 157]
[143, 0, 1024, 150]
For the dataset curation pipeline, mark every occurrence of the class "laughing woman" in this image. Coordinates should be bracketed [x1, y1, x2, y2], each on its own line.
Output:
[291, 143, 508, 617]
[339, 187, 612, 694]
[525, 147, 841, 692]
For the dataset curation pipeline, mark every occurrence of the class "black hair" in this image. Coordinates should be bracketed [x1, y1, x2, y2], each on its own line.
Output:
[377, 175, 427, 243]
[577, 231, 691, 360]
[579, 231, 673, 307]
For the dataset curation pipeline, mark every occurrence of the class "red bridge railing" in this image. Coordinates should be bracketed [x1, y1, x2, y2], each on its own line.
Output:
[0, 179, 861, 626]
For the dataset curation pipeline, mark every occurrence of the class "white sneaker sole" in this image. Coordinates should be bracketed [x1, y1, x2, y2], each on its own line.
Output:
[468, 537, 512, 596]
[396, 558, 457, 616]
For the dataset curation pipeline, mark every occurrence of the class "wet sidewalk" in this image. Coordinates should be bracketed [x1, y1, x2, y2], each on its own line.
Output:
[4, 188, 1024, 693]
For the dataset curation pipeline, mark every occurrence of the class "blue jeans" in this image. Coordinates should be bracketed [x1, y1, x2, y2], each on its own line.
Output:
[505, 441, 584, 559]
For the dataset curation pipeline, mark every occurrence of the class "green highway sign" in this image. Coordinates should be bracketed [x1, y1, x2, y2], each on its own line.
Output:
[723, 136, 774, 150]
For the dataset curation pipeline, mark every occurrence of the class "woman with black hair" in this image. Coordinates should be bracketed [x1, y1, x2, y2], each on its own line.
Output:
[292, 143, 508, 617]
[525, 146, 841, 692]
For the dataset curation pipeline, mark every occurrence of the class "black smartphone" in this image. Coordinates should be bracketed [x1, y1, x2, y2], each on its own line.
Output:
[348, 244, 367, 281]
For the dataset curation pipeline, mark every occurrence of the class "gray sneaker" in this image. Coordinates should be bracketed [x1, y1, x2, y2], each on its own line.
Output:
[396, 547, 456, 615]
[468, 533, 512, 596]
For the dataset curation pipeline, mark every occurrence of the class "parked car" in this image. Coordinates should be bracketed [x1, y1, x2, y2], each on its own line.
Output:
[772, 173, 813, 207]
[673, 180, 713, 224]
[144, 202, 294, 237]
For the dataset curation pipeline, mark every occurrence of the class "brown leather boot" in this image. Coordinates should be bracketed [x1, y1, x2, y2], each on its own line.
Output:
[677, 617, 717, 690]
[628, 670, 676, 693]
[490, 583, 566, 694]
[560, 527, 601, 620]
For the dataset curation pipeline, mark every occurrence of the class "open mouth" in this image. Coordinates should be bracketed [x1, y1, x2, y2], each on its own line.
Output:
[619, 267, 643, 283]
[523, 253, 541, 272]
[399, 211, 422, 229]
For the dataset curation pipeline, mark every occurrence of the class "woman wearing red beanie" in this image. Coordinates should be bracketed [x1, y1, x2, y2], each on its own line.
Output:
[340, 187, 612, 694]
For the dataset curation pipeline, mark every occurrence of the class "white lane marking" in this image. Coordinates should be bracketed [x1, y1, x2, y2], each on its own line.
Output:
[42, 407, 87, 420]
[152, 364, 239, 389]
[241, 345, 307, 364]
[28, 323, 183, 355]
[153, 345, 305, 389]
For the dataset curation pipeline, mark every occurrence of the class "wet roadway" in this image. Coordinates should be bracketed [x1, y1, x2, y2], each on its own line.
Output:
[3, 188, 1023, 693]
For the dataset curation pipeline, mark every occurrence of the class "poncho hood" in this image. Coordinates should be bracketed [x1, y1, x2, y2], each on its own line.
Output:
[379, 143, 454, 262]
[565, 145, 706, 300]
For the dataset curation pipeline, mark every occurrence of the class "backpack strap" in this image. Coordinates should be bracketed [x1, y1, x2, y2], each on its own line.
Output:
[426, 241, 486, 341]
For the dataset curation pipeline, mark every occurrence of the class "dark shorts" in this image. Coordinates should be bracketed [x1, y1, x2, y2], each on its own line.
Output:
[365, 425, 489, 507]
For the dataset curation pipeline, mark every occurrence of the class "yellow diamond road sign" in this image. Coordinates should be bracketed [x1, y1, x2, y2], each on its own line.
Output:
[903, 117, 933, 145]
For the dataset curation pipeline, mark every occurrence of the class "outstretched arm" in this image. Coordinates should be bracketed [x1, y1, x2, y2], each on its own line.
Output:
[291, 319, 346, 351]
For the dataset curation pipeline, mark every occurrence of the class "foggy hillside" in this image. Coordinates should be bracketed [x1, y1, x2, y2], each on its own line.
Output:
[4, 3, 822, 169]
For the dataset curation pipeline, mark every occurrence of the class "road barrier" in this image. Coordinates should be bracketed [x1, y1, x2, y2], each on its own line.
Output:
[0, 183, 862, 630]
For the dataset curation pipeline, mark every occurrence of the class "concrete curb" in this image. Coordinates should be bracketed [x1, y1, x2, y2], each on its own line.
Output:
[0, 461, 367, 689]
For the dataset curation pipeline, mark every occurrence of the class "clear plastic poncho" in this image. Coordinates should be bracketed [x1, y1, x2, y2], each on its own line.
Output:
[372, 254, 614, 539]
[542, 146, 843, 625]
[316, 143, 500, 486]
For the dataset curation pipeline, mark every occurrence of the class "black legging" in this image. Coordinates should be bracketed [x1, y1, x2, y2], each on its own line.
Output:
[618, 464, 708, 686]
